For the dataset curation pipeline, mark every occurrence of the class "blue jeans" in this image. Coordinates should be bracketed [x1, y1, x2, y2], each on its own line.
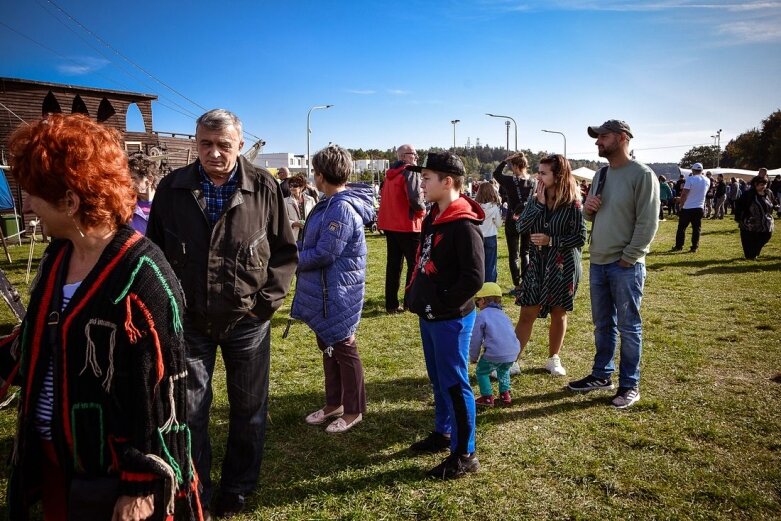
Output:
[483, 235, 498, 283]
[589, 261, 646, 389]
[185, 315, 271, 506]
[419, 310, 477, 455]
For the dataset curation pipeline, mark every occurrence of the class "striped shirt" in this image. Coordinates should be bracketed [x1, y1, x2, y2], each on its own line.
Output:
[199, 163, 239, 226]
[34, 281, 81, 440]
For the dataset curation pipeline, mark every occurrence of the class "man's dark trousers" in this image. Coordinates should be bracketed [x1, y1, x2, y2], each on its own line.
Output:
[675, 208, 704, 250]
[384, 230, 420, 311]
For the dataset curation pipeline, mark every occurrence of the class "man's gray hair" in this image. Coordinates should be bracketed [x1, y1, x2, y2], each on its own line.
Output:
[196, 109, 243, 137]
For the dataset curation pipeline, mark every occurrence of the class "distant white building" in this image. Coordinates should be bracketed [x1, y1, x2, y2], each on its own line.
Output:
[252, 153, 308, 173]
[353, 159, 389, 173]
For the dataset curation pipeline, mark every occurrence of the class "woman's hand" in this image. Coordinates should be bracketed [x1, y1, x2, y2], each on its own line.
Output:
[530, 233, 550, 247]
[111, 495, 154, 521]
[535, 181, 546, 205]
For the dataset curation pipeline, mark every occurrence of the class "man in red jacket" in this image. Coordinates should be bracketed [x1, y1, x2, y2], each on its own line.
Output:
[378, 144, 426, 313]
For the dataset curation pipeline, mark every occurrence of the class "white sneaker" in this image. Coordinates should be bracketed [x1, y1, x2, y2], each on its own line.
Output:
[509, 361, 521, 375]
[545, 355, 567, 376]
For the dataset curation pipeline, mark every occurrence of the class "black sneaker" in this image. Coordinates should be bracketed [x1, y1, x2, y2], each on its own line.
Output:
[427, 452, 480, 479]
[212, 492, 246, 518]
[410, 431, 451, 453]
[611, 387, 640, 409]
[567, 374, 614, 392]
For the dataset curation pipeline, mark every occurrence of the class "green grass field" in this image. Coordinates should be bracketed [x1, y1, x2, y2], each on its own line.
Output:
[0, 215, 779, 520]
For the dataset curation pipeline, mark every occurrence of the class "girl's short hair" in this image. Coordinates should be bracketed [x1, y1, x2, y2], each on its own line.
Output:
[128, 152, 162, 189]
[312, 144, 353, 186]
[9, 113, 135, 229]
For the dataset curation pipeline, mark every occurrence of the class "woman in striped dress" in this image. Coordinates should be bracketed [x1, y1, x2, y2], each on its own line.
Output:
[515, 154, 586, 377]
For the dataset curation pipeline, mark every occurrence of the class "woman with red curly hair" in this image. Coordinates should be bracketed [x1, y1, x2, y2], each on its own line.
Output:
[0, 114, 202, 521]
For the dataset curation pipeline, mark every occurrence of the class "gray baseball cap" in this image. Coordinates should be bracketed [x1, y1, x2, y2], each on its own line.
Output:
[587, 120, 633, 138]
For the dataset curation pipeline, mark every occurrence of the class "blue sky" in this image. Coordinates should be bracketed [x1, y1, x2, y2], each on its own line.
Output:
[1, 0, 780, 164]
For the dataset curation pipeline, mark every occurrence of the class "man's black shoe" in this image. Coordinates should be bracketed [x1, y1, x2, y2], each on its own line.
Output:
[427, 452, 480, 479]
[212, 492, 246, 518]
[386, 306, 405, 314]
[689, 246, 698, 252]
[410, 431, 451, 453]
[669, 246, 682, 252]
[567, 374, 614, 392]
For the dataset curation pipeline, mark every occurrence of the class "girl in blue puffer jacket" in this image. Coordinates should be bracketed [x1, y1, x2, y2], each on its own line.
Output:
[291, 145, 376, 434]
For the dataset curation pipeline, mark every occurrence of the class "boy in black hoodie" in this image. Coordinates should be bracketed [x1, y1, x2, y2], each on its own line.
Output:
[406, 152, 485, 479]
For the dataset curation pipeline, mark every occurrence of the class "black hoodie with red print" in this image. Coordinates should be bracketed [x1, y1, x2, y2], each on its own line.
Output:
[407, 195, 485, 321]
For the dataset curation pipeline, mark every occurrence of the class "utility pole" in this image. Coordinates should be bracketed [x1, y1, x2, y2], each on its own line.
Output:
[716, 129, 722, 168]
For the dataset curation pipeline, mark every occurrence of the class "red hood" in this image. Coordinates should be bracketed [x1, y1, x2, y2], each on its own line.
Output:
[430, 195, 485, 225]
[384, 162, 410, 181]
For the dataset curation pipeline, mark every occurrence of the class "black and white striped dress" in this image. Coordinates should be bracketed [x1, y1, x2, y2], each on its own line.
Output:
[516, 199, 586, 317]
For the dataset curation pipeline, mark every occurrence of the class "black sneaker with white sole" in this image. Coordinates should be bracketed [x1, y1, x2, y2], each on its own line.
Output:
[611, 387, 640, 409]
[567, 374, 614, 392]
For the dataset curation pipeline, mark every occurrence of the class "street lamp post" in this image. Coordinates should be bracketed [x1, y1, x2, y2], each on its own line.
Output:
[541, 129, 567, 158]
[715, 128, 722, 168]
[486, 113, 518, 151]
[505, 121, 511, 152]
[450, 119, 460, 150]
[307, 104, 334, 178]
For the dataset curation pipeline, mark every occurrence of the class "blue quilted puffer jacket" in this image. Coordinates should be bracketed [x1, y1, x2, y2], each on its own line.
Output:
[291, 184, 376, 345]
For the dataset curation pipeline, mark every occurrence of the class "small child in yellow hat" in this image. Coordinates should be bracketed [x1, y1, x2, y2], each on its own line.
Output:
[470, 282, 521, 406]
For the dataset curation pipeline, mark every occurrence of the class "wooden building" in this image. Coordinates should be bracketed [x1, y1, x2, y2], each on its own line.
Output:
[0, 77, 197, 227]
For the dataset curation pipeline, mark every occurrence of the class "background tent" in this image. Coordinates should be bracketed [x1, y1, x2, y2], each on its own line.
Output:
[676, 166, 781, 181]
[572, 166, 596, 182]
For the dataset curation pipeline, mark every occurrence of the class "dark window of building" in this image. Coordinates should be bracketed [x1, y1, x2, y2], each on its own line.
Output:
[125, 102, 145, 132]
[42, 91, 62, 115]
[71, 95, 89, 115]
[97, 97, 115, 122]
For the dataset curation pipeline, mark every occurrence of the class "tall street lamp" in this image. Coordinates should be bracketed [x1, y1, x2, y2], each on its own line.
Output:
[307, 104, 334, 178]
[541, 129, 567, 158]
[715, 128, 722, 168]
[451, 119, 460, 150]
[486, 113, 518, 151]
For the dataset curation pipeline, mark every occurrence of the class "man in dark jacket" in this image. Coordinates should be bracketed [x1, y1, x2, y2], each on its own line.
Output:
[377, 144, 426, 313]
[147, 109, 298, 519]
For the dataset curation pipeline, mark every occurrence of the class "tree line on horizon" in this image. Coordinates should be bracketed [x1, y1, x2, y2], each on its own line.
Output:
[679, 109, 780, 171]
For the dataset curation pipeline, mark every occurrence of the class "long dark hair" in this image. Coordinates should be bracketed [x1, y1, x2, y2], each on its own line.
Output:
[538, 154, 578, 209]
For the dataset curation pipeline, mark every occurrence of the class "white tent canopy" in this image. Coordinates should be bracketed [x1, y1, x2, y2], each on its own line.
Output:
[571, 166, 596, 182]
[677, 166, 781, 181]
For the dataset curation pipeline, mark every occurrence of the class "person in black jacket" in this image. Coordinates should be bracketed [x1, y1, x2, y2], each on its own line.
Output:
[147, 109, 298, 518]
[405, 152, 484, 480]
[735, 176, 775, 259]
[493, 153, 536, 294]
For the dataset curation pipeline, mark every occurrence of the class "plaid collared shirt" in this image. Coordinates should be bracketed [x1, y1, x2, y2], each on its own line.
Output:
[199, 163, 239, 226]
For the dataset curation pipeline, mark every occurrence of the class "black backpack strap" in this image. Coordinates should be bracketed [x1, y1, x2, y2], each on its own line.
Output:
[594, 166, 609, 197]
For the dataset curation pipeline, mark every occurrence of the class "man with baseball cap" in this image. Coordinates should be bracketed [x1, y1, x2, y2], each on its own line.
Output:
[567, 120, 659, 409]
[671, 162, 709, 252]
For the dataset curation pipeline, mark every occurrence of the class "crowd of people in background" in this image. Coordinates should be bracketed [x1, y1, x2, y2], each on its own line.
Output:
[0, 109, 777, 520]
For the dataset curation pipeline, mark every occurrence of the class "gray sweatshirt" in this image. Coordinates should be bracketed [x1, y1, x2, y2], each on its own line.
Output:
[586, 160, 660, 265]
[469, 304, 521, 363]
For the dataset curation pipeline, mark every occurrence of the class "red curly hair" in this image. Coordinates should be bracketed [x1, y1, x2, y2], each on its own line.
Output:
[8, 113, 135, 229]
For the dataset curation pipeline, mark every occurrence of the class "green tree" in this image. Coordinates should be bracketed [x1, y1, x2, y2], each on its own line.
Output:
[679, 146, 718, 168]
[759, 110, 781, 168]
[721, 130, 763, 169]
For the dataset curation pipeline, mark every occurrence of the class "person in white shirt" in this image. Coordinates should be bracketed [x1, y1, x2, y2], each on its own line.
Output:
[671, 163, 710, 252]
[475, 182, 502, 282]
